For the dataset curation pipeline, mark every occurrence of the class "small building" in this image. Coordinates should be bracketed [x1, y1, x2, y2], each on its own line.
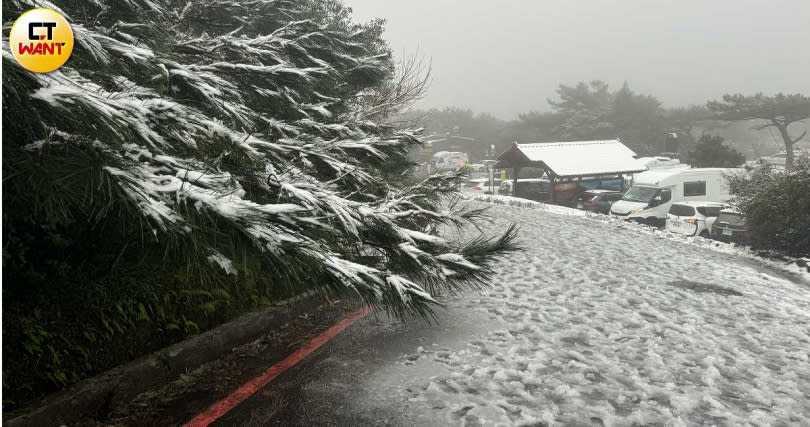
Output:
[495, 139, 647, 204]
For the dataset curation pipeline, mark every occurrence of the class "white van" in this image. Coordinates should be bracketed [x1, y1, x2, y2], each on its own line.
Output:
[431, 151, 468, 172]
[610, 168, 742, 226]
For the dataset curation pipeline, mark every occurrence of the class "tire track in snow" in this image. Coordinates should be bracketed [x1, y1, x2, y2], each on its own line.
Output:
[396, 202, 810, 426]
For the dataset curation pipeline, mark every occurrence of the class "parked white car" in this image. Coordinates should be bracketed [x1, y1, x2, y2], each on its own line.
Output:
[665, 201, 726, 237]
[610, 168, 742, 227]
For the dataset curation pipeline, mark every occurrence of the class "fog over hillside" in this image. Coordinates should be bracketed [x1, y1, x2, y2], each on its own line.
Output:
[345, 0, 810, 119]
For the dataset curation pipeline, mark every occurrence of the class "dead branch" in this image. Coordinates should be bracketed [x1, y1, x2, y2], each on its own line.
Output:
[355, 51, 432, 123]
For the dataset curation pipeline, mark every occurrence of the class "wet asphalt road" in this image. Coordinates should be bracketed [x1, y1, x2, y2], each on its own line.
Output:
[210, 301, 495, 427]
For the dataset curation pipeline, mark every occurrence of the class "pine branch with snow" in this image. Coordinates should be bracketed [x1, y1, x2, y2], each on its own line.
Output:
[3, 0, 518, 323]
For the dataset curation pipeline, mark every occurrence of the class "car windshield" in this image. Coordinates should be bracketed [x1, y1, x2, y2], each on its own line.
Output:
[669, 204, 695, 216]
[622, 186, 658, 203]
[717, 212, 746, 226]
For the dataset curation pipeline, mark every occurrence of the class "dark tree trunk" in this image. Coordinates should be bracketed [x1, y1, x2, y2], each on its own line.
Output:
[776, 124, 795, 171]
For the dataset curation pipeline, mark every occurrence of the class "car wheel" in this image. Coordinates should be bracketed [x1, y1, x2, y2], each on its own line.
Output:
[699, 230, 710, 238]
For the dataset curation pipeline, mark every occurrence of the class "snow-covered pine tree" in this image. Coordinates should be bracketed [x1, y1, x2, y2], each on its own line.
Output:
[3, 0, 516, 331]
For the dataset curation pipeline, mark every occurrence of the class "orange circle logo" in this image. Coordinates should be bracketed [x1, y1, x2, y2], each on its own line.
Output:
[10, 8, 74, 73]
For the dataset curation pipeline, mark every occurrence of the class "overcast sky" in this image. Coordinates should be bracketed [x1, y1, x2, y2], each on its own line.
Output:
[344, 0, 810, 119]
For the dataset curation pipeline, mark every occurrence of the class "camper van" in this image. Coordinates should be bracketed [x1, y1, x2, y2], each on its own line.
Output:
[610, 168, 742, 227]
[431, 151, 469, 172]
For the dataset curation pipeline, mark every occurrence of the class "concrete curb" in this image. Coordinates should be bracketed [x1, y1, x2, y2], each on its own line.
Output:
[6, 291, 325, 427]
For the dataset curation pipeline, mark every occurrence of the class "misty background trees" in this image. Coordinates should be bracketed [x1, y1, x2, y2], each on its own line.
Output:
[708, 93, 810, 171]
[410, 84, 809, 256]
[406, 81, 809, 166]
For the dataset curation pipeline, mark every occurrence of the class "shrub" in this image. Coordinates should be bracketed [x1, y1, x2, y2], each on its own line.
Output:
[727, 157, 810, 257]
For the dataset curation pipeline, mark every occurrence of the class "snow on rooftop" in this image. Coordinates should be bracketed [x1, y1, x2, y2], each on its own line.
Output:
[498, 140, 646, 177]
[632, 169, 687, 185]
[637, 156, 691, 170]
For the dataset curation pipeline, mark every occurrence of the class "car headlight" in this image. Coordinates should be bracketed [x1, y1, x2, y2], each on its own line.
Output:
[630, 207, 645, 214]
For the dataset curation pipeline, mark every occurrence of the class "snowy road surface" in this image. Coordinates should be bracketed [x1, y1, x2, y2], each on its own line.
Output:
[222, 200, 810, 426]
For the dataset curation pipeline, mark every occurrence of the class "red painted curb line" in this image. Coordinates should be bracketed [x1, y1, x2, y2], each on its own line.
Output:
[183, 305, 372, 427]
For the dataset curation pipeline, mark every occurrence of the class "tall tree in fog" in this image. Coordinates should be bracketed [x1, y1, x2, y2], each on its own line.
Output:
[708, 94, 810, 171]
[686, 134, 745, 168]
[609, 83, 666, 155]
[547, 81, 666, 155]
[547, 80, 613, 141]
[548, 80, 612, 114]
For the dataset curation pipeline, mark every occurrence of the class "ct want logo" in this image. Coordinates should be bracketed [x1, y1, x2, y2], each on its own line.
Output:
[10, 8, 74, 73]
[29, 22, 58, 41]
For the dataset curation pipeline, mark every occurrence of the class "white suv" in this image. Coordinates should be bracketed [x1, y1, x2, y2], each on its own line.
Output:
[665, 201, 726, 238]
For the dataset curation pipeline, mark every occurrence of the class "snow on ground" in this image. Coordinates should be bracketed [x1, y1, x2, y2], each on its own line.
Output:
[396, 199, 810, 426]
[467, 194, 810, 282]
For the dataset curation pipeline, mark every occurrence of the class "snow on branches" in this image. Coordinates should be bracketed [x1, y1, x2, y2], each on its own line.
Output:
[3, 0, 517, 318]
